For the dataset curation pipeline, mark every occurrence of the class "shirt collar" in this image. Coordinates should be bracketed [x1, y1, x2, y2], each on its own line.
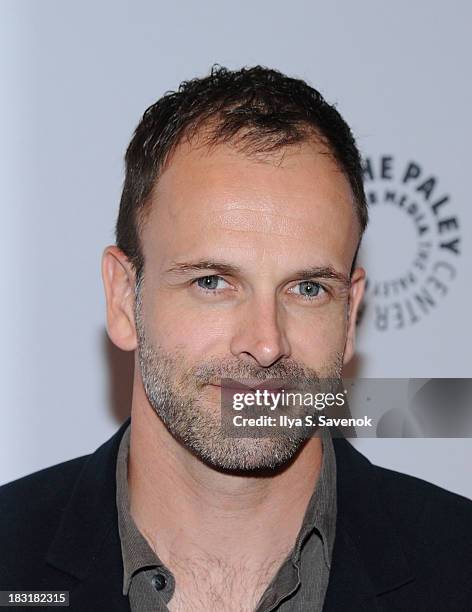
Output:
[290, 427, 337, 570]
[115, 423, 163, 595]
[115, 422, 337, 592]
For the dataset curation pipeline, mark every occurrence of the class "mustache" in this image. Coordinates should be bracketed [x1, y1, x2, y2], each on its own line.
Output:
[189, 358, 332, 387]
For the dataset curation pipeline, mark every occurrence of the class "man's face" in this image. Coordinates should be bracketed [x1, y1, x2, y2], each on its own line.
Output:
[133, 138, 364, 472]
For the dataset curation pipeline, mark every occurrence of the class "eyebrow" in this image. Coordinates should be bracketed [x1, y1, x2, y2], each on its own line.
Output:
[165, 260, 351, 287]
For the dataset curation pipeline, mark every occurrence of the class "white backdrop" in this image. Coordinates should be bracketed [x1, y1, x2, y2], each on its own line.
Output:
[1, 0, 471, 497]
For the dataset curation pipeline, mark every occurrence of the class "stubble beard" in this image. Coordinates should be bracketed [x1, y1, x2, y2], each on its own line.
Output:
[134, 276, 343, 474]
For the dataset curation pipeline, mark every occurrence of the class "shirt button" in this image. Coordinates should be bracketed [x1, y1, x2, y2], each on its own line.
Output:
[151, 572, 167, 591]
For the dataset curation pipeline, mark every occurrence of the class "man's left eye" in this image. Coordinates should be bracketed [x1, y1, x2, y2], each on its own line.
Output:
[291, 281, 325, 298]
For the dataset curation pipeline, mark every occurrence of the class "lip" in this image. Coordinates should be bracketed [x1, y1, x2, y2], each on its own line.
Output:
[209, 383, 250, 393]
[210, 380, 291, 393]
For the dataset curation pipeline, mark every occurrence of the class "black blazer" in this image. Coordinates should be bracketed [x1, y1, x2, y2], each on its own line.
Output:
[1, 418, 471, 611]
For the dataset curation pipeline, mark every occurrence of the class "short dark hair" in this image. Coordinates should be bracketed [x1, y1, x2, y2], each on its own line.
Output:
[115, 64, 368, 280]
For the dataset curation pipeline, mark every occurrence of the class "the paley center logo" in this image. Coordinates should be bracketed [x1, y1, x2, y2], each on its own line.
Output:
[359, 155, 461, 331]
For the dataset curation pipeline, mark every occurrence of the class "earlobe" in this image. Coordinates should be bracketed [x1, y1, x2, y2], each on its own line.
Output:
[343, 267, 366, 365]
[101, 245, 138, 351]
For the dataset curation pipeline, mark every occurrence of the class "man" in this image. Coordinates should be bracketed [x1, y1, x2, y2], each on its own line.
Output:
[1, 65, 471, 611]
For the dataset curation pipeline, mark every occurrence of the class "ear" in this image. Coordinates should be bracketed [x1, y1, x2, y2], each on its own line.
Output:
[343, 267, 366, 366]
[101, 245, 138, 351]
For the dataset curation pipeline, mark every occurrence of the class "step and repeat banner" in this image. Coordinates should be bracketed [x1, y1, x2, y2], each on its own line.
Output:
[1, 1, 470, 496]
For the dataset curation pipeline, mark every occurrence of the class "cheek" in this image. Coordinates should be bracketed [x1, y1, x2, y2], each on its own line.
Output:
[289, 304, 348, 363]
[147, 293, 229, 354]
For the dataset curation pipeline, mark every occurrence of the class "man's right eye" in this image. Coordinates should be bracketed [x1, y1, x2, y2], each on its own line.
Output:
[194, 275, 230, 291]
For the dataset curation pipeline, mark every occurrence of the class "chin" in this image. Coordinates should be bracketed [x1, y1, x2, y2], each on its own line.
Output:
[184, 435, 306, 474]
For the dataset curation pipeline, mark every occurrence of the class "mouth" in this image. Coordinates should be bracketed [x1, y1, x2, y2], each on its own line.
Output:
[209, 379, 290, 394]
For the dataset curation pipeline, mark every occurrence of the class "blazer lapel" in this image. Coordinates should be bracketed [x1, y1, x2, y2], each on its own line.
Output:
[323, 437, 415, 611]
[64, 524, 131, 612]
[323, 522, 379, 611]
[46, 418, 132, 611]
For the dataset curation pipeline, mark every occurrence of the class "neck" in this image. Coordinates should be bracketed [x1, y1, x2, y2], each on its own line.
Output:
[128, 383, 323, 570]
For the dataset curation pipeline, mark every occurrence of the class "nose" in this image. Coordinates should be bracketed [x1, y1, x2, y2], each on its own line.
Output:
[229, 295, 291, 367]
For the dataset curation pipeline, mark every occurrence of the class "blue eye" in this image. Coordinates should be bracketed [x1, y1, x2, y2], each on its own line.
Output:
[292, 281, 324, 299]
[195, 275, 228, 291]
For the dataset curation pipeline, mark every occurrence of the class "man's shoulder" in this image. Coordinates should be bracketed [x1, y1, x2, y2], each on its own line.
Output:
[0, 455, 91, 568]
[334, 437, 472, 553]
[372, 460, 472, 546]
[0, 419, 130, 590]
[331, 440, 472, 608]
[0, 454, 90, 512]
[373, 460, 472, 516]
[0, 420, 129, 558]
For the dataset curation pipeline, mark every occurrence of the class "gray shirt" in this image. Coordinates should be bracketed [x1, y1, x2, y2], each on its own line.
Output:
[116, 423, 337, 611]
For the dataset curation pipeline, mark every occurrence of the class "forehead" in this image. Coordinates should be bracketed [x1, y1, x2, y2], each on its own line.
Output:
[141, 139, 360, 274]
